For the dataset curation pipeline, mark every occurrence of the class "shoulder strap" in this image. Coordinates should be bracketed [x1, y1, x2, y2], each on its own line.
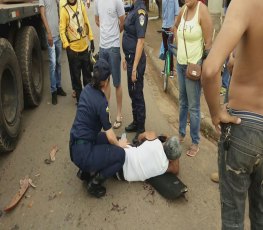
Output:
[182, 7, 189, 62]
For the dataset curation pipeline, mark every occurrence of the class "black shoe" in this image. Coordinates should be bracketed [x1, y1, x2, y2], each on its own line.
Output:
[77, 169, 91, 182]
[57, 87, 67, 96]
[52, 91, 57, 105]
[125, 121, 137, 133]
[87, 182, 106, 198]
[132, 129, 145, 144]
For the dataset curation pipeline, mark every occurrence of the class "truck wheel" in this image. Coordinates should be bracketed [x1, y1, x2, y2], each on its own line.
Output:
[15, 26, 43, 107]
[0, 39, 23, 152]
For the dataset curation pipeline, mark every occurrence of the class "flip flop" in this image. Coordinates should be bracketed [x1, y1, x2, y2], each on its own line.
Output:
[186, 144, 199, 157]
[113, 117, 122, 129]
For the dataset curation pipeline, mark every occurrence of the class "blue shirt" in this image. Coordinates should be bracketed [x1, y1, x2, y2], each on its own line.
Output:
[122, 0, 148, 55]
[70, 85, 111, 142]
[162, 0, 180, 29]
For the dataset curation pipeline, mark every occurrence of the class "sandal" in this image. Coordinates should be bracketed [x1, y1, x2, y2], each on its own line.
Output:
[179, 134, 185, 143]
[113, 117, 123, 129]
[186, 144, 199, 157]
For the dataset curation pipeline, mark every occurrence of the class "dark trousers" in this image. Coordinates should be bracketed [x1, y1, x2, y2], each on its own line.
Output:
[125, 52, 146, 131]
[66, 47, 92, 101]
[70, 132, 125, 179]
[162, 27, 174, 72]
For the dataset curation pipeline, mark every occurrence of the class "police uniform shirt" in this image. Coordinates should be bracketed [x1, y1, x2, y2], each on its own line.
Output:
[70, 85, 111, 141]
[122, 0, 148, 55]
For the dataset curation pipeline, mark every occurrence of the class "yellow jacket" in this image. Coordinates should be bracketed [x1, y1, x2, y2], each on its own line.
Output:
[59, 0, 94, 52]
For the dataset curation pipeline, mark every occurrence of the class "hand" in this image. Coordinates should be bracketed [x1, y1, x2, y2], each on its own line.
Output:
[47, 33, 53, 47]
[90, 40, 95, 53]
[122, 59, 127, 70]
[131, 70, 137, 83]
[118, 138, 129, 148]
[211, 105, 241, 133]
[227, 53, 235, 75]
[87, 0, 90, 8]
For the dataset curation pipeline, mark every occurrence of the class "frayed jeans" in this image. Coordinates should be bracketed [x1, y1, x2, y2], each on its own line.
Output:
[218, 108, 263, 230]
[176, 62, 201, 144]
[47, 36, 62, 93]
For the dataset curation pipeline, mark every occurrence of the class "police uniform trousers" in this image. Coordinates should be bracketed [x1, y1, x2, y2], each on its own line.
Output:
[70, 132, 125, 178]
[66, 47, 92, 101]
[126, 52, 146, 131]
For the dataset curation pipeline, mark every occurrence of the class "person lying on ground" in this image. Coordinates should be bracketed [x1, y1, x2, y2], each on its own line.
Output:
[78, 131, 181, 183]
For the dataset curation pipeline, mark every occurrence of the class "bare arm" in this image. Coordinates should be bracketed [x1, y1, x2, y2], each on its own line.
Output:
[173, 7, 184, 45]
[138, 131, 157, 142]
[119, 15, 125, 33]
[202, 0, 249, 129]
[106, 128, 128, 148]
[40, 6, 53, 47]
[95, 15, 100, 27]
[200, 4, 213, 50]
[131, 38, 144, 82]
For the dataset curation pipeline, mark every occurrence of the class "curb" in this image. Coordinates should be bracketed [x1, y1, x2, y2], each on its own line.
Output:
[144, 42, 219, 142]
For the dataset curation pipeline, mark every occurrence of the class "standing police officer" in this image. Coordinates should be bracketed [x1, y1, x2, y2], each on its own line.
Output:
[69, 59, 128, 198]
[122, 0, 148, 144]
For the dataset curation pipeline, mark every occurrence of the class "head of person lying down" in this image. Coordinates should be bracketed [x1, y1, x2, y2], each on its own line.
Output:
[115, 131, 182, 182]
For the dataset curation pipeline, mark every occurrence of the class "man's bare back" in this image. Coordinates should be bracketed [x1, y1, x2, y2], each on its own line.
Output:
[202, 0, 263, 128]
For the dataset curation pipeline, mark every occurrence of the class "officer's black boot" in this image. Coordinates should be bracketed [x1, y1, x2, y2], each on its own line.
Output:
[132, 128, 145, 145]
[125, 121, 137, 133]
[76, 169, 91, 182]
[87, 173, 106, 198]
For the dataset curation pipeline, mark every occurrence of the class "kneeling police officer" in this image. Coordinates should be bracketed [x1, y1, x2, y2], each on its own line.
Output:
[69, 59, 128, 198]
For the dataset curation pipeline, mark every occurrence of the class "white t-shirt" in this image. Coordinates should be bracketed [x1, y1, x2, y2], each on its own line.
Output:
[123, 139, 169, 182]
[94, 0, 125, 48]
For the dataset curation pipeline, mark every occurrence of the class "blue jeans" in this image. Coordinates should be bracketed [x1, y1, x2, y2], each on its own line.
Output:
[176, 62, 201, 144]
[47, 36, 62, 93]
[222, 59, 230, 89]
[219, 108, 263, 230]
[99, 47, 121, 87]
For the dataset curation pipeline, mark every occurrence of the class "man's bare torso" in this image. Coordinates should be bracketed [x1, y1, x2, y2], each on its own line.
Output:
[228, 1, 263, 115]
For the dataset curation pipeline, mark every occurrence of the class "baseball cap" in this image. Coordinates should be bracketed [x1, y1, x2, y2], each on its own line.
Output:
[93, 58, 111, 81]
[163, 136, 182, 160]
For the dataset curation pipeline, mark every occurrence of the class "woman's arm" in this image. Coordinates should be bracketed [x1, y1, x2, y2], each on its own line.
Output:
[200, 4, 213, 50]
[173, 7, 184, 44]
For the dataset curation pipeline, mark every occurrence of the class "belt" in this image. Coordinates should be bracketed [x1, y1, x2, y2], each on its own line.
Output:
[70, 139, 90, 146]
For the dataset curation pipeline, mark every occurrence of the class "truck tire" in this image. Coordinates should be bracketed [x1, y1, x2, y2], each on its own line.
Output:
[15, 26, 43, 107]
[0, 39, 23, 152]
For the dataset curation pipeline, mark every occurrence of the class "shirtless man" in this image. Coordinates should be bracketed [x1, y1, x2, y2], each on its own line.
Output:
[202, 0, 263, 229]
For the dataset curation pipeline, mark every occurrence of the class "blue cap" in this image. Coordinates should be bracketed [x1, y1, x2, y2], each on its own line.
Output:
[93, 58, 111, 81]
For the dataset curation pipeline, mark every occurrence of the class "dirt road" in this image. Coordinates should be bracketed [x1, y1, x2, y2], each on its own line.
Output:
[0, 3, 249, 230]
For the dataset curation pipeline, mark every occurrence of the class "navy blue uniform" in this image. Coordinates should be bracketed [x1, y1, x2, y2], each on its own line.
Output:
[122, 0, 148, 131]
[69, 84, 125, 178]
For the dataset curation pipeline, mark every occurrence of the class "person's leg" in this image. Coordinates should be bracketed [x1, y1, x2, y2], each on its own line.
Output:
[249, 160, 263, 230]
[109, 47, 122, 122]
[80, 48, 92, 86]
[47, 40, 57, 104]
[132, 53, 146, 143]
[66, 49, 82, 102]
[54, 37, 66, 96]
[162, 29, 168, 74]
[99, 48, 111, 101]
[176, 62, 188, 139]
[125, 55, 137, 132]
[219, 119, 263, 229]
[185, 78, 201, 145]
[54, 36, 62, 88]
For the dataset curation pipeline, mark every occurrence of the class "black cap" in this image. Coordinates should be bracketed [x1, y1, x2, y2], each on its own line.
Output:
[93, 58, 111, 81]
